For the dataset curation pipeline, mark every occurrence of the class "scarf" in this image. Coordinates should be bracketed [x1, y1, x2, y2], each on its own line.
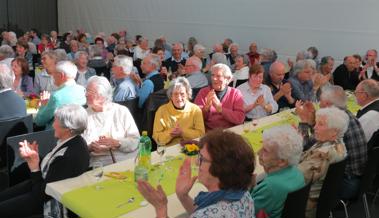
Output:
[194, 189, 245, 211]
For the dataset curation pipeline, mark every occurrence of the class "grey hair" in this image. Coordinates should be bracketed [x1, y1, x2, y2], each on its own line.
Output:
[42, 50, 58, 63]
[0, 64, 13, 89]
[320, 85, 347, 108]
[0, 45, 15, 58]
[193, 44, 205, 53]
[360, 79, 379, 98]
[212, 52, 228, 65]
[296, 50, 311, 61]
[228, 43, 239, 53]
[167, 76, 193, 100]
[146, 54, 161, 70]
[87, 76, 113, 102]
[74, 50, 89, 60]
[54, 104, 88, 135]
[211, 63, 233, 80]
[56, 61, 78, 79]
[316, 107, 349, 139]
[187, 56, 202, 71]
[235, 54, 249, 65]
[8, 32, 17, 46]
[293, 59, 314, 76]
[260, 48, 276, 62]
[172, 42, 184, 50]
[54, 49, 68, 62]
[263, 125, 303, 166]
[113, 55, 133, 74]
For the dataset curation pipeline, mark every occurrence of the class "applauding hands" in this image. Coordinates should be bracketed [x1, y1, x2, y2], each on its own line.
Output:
[19, 140, 40, 171]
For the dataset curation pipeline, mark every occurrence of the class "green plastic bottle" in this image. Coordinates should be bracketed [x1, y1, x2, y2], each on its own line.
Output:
[134, 131, 152, 182]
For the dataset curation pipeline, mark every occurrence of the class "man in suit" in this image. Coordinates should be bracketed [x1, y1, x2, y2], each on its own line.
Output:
[359, 49, 379, 81]
[334, 56, 360, 90]
[34, 61, 86, 129]
[0, 64, 26, 121]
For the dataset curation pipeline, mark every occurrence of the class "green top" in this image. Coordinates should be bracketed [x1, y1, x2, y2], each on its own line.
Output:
[252, 166, 305, 218]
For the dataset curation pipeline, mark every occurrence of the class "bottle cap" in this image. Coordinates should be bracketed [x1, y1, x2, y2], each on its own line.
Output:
[142, 131, 148, 136]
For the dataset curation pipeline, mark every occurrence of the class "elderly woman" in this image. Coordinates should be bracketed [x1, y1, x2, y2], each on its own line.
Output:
[252, 125, 305, 218]
[153, 77, 205, 146]
[82, 76, 140, 166]
[15, 40, 33, 70]
[37, 34, 54, 54]
[0, 104, 89, 217]
[288, 59, 317, 102]
[296, 106, 349, 218]
[74, 51, 96, 86]
[194, 63, 245, 129]
[11, 57, 34, 96]
[138, 129, 256, 217]
[232, 54, 249, 87]
[237, 63, 278, 120]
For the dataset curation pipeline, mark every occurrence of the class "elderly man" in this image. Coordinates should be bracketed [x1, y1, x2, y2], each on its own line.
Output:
[246, 42, 260, 66]
[252, 125, 305, 218]
[194, 63, 244, 129]
[288, 60, 316, 101]
[162, 42, 187, 75]
[133, 37, 150, 61]
[137, 54, 164, 108]
[74, 51, 96, 86]
[266, 61, 295, 110]
[359, 49, 379, 81]
[333, 56, 360, 90]
[319, 56, 334, 84]
[0, 45, 15, 68]
[0, 64, 26, 121]
[112, 55, 138, 102]
[297, 106, 349, 217]
[226, 43, 240, 67]
[184, 56, 208, 89]
[355, 79, 379, 146]
[34, 61, 86, 129]
[300, 85, 367, 200]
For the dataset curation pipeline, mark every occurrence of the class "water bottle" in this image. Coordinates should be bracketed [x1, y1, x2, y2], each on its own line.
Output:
[134, 131, 152, 182]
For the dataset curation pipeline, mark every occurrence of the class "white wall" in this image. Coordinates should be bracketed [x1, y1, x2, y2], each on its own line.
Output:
[58, 0, 379, 62]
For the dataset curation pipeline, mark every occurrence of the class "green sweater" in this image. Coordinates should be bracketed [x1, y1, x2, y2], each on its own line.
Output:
[251, 166, 305, 218]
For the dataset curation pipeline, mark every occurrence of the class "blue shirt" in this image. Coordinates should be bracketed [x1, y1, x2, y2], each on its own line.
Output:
[288, 76, 315, 101]
[137, 71, 159, 108]
[113, 77, 137, 102]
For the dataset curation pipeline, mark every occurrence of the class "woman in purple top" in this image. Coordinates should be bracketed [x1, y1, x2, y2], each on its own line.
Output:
[11, 57, 34, 96]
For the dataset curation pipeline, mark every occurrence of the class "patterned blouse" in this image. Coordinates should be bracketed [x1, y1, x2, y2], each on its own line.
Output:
[190, 191, 255, 218]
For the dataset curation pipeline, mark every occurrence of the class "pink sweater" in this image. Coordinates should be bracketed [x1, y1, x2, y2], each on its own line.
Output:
[194, 86, 245, 130]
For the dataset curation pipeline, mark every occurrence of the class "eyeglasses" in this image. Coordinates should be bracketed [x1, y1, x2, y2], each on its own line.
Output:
[354, 90, 367, 95]
[197, 153, 211, 166]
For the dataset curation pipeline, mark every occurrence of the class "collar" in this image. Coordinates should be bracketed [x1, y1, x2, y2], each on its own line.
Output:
[171, 56, 184, 62]
[361, 98, 379, 110]
[115, 76, 131, 85]
[58, 80, 76, 89]
[194, 190, 246, 211]
[0, 88, 12, 94]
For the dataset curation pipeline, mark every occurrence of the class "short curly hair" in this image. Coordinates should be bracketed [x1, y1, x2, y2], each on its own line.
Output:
[199, 129, 255, 190]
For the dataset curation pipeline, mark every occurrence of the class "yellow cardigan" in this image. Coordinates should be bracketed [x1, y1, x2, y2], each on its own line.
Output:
[153, 100, 205, 146]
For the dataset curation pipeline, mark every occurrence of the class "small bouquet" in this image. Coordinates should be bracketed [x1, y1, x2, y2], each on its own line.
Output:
[180, 140, 200, 156]
[26, 93, 40, 108]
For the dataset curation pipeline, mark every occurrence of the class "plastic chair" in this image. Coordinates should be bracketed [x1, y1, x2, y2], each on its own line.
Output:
[6, 129, 57, 186]
[316, 159, 348, 218]
[0, 115, 33, 190]
[282, 182, 312, 218]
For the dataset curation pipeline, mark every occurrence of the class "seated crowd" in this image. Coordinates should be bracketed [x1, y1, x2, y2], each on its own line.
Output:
[0, 28, 378, 218]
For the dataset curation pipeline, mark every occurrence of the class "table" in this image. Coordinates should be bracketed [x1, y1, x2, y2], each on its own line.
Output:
[45, 104, 357, 217]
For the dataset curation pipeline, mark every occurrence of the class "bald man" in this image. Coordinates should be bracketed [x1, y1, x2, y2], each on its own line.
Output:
[333, 56, 360, 90]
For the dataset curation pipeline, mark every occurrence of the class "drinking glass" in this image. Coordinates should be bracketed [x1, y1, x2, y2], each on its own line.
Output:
[92, 162, 104, 190]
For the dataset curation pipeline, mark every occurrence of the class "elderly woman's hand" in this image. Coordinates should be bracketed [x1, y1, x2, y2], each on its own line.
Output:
[176, 158, 198, 198]
[137, 180, 168, 217]
[94, 136, 120, 151]
[295, 100, 316, 125]
[170, 123, 183, 137]
[19, 140, 40, 171]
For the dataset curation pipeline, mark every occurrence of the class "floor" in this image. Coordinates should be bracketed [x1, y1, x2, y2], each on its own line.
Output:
[333, 193, 379, 218]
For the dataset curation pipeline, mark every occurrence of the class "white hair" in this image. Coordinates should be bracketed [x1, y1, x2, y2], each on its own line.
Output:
[167, 76, 192, 100]
[0, 64, 13, 89]
[187, 56, 202, 71]
[316, 107, 349, 139]
[113, 55, 133, 74]
[146, 54, 161, 70]
[0, 45, 15, 58]
[54, 104, 88, 135]
[87, 76, 113, 102]
[228, 43, 239, 53]
[56, 61, 78, 79]
[211, 63, 233, 79]
[263, 125, 303, 166]
[320, 85, 347, 108]
[293, 59, 314, 76]
[74, 51, 89, 60]
[193, 44, 205, 53]
[212, 52, 228, 65]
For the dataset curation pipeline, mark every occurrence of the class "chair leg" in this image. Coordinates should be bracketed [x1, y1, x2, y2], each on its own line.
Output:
[339, 200, 349, 218]
[329, 211, 334, 218]
[363, 193, 371, 218]
[373, 188, 379, 205]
